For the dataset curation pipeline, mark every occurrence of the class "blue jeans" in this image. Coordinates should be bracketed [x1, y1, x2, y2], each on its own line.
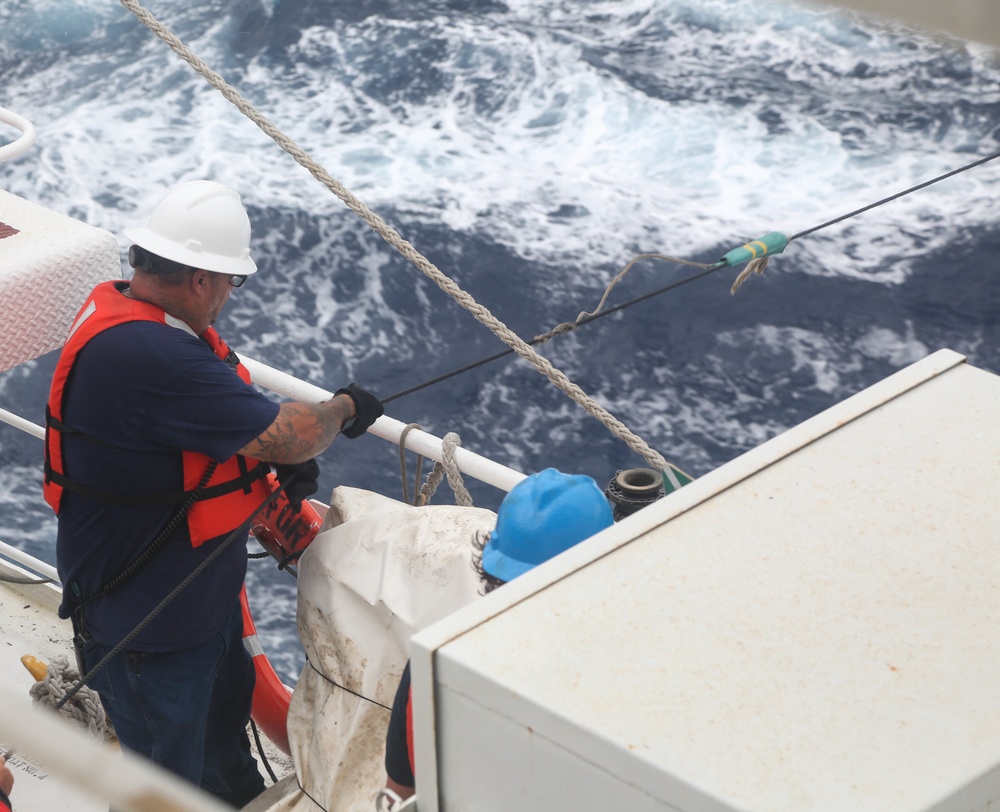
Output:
[82, 601, 265, 808]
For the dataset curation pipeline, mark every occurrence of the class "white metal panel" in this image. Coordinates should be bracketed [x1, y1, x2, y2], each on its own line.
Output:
[417, 351, 1000, 812]
[0, 189, 121, 371]
[409, 349, 966, 812]
[435, 687, 693, 812]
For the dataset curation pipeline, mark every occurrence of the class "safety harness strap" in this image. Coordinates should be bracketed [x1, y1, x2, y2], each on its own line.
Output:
[44, 455, 270, 506]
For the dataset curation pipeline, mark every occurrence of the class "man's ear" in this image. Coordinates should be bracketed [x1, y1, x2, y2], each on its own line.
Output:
[188, 268, 211, 295]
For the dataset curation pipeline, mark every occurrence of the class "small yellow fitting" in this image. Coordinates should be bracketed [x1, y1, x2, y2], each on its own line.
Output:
[20, 654, 47, 682]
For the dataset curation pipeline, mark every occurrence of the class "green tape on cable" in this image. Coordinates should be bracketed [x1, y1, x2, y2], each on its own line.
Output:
[720, 231, 788, 267]
[662, 466, 694, 495]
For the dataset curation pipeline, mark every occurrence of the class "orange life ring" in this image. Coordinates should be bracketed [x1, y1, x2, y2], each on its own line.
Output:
[241, 584, 293, 755]
[242, 476, 324, 755]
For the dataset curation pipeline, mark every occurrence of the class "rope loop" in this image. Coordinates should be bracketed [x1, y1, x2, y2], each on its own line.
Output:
[416, 433, 473, 507]
[398, 423, 425, 505]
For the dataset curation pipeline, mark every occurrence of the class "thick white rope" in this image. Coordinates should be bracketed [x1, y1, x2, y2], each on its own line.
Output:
[442, 433, 474, 507]
[119, 0, 681, 487]
[29, 656, 115, 740]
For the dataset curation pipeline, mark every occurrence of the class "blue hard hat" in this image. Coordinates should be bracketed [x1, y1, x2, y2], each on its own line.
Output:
[481, 468, 614, 582]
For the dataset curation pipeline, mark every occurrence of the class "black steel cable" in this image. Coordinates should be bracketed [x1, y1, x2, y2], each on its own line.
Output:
[790, 147, 1000, 242]
[384, 147, 1000, 404]
[250, 718, 279, 784]
[382, 265, 721, 403]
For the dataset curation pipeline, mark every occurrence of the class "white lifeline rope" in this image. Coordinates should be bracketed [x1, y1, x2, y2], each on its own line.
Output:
[119, 0, 682, 488]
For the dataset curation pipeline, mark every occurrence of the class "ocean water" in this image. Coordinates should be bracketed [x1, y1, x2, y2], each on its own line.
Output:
[1, 0, 999, 683]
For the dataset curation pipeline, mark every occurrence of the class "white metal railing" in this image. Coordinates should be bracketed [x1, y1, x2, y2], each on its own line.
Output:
[0, 406, 44, 440]
[0, 356, 526, 495]
[0, 107, 37, 164]
[0, 539, 59, 583]
[241, 355, 526, 493]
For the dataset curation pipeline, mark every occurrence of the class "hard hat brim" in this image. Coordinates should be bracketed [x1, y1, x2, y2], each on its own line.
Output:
[480, 541, 533, 583]
[124, 225, 258, 276]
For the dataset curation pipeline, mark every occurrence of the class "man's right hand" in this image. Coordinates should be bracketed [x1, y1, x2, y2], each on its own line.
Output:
[335, 383, 384, 439]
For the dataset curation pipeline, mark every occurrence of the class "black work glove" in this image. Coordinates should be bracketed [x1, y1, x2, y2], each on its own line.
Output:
[273, 458, 320, 510]
[335, 383, 384, 439]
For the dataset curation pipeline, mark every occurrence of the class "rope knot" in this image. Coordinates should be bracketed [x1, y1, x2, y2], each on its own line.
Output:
[29, 655, 115, 740]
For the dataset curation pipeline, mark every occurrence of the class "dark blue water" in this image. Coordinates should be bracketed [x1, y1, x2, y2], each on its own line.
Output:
[2, 0, 999, 681]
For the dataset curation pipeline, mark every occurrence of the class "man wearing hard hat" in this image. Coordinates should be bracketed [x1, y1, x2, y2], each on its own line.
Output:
[45, 180, 382, 806]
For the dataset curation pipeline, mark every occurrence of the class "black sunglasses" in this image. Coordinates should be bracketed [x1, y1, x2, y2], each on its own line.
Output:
[229, 275, 248, 288]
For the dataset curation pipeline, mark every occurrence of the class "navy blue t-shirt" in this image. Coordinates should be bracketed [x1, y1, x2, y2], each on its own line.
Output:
[55, 317, 280, 651]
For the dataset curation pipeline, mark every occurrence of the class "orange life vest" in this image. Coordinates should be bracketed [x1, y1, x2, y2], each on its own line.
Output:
[44, 280, 271, 547]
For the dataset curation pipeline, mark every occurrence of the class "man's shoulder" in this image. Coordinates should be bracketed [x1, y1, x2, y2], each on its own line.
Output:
[85, 318, 183, 345]
[74, 320, 224, 397]
[97, 318, 195, 340]
[85, 319, 208, 362]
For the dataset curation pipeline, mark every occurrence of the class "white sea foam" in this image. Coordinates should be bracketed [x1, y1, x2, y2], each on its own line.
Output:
[3, 0, 997, 285]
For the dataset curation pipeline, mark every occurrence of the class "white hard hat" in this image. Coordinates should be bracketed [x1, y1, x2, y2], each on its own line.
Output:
[124, 180, 257, 276]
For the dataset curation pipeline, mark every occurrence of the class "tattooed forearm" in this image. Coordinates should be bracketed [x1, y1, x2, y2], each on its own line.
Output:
[238, 394, 356, 464]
